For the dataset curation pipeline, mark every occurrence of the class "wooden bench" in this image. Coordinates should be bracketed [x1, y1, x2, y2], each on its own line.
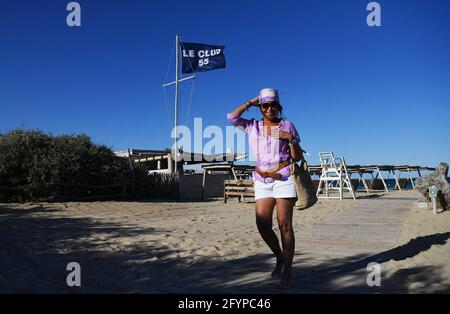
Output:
[224, 179, 254, 203]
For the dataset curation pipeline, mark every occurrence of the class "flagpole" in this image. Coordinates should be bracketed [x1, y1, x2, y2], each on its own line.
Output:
[174, 34, 179, 173]
[162, 35, 195, 173]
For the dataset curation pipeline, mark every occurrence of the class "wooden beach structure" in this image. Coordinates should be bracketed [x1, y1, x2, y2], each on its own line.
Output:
[115, 148, 251, 200]
[393, 165, 435, 190]
[115, 149, 435, 201]
[345, 165, 435, 193]
[308, 153, 435, 197]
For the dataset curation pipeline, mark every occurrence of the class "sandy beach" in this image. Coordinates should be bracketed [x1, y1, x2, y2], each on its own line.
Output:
[383, 196, 450, 293]
[0, 190, 449, 293]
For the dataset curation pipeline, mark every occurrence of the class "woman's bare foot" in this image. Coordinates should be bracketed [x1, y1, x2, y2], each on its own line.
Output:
[271, 257, 284, 279]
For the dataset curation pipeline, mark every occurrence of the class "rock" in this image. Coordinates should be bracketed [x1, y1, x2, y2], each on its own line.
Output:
[414, 163, 449, 210]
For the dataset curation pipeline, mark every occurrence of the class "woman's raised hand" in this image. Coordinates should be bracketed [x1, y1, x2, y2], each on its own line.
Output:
[249, 96, 259, 106]
[272, 129, 294, 142]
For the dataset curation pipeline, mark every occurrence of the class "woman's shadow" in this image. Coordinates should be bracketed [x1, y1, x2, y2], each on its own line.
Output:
[328, 232, 450, 275]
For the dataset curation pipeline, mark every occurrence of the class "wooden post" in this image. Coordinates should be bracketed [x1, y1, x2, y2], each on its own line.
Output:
[394, 170, 402, 191]
[127, 148, 136, 195]
[407, 169, 415, 189]
[224, 183, 227, 203]
[167, 153, 173, 173]
[432, 197, 437, 215]
[377, 166, 389, 192]
[359, 171, 370, 194]
[231, 167, 241, 201]
[201, 169, 207, 200]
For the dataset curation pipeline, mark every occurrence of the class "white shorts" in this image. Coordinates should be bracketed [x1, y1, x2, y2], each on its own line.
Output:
[253, 176, 297, 201]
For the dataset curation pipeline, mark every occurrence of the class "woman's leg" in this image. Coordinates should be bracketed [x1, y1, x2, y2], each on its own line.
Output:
[275, 197, 296, 288]
[255, 197, 284, 278]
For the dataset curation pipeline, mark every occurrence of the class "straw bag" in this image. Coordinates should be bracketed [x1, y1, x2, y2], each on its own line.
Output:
[290, 160, 318, 210]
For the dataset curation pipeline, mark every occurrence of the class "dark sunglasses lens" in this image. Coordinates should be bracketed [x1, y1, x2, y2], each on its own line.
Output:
[262, 103, 278, 110]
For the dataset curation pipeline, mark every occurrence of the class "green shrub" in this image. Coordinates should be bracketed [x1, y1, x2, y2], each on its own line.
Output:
[0, 129, 131, 202]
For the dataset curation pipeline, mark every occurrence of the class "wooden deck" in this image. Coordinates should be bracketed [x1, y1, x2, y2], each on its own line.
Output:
[164, 192, 417, 293]
[286, 196, 412, 293]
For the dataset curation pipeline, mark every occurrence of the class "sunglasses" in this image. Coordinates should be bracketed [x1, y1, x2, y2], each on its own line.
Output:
[260, 103, 279, 110]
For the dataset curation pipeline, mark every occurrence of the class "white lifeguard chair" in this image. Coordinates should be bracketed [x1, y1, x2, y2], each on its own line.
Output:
[316, 152, 356, 200]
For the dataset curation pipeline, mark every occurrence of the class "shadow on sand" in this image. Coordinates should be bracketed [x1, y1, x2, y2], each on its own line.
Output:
[0, 205, 449, 293]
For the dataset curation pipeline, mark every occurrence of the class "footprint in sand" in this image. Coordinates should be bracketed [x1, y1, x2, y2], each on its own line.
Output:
[181, 238, 194, 246]
[223, 238, 235, 246]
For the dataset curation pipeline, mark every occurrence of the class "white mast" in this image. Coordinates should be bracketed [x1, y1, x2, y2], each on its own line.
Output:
[162, 35, 195, 174]
[174, 34, 180, 173]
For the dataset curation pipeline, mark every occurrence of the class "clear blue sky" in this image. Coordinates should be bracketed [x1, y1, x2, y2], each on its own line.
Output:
[1, 0, 449, 166]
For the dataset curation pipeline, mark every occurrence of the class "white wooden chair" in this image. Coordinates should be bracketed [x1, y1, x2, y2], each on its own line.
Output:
[316, 152, 356, 200]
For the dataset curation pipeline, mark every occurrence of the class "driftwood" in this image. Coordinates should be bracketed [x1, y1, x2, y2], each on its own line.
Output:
[414, 163, 449, 210]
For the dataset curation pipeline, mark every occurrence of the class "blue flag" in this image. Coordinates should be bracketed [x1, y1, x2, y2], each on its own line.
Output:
[181, 42, 226, 74]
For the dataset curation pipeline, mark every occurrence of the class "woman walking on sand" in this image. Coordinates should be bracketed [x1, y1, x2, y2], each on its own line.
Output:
[227, 88, 303, 289]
